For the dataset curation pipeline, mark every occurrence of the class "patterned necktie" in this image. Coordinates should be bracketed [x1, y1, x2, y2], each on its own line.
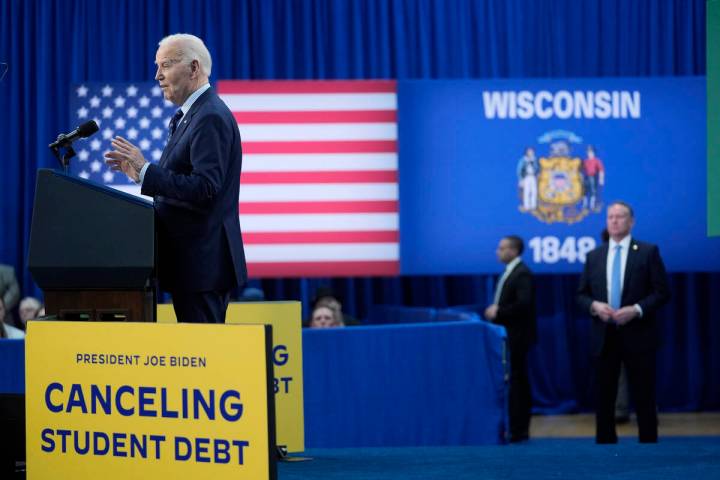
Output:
[610, 244, 622, 310]
[168, 109, 184, 139]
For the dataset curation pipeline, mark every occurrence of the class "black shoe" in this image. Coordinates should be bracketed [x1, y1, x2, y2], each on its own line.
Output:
[596, 437, 618, 444]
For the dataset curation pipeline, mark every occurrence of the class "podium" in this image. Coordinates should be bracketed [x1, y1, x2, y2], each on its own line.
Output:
[28, 169, 156, 322]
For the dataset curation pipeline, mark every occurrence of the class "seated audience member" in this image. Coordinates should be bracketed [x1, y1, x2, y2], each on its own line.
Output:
[238, 286, 266, 302]
[0, 264, 20, 310]
[0, 298, 24, 339]
[309, 305, 344, 329]
[0, 264, 20, 324]
[18, 296, 42, 326]
[312, 286, 359, 326]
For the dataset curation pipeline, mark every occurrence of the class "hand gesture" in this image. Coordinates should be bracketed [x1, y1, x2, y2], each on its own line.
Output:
[105, 136, 147, 182]
[591, 301, 615, 322]
[612, 306, 638, 325]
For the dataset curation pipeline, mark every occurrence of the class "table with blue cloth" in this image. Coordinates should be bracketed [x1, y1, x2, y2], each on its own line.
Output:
[303, 320, 508, 447]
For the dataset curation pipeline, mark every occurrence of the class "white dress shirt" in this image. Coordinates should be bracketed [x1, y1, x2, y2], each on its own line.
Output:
[493, 256, 522, 305]
[605, 235, 643, 316]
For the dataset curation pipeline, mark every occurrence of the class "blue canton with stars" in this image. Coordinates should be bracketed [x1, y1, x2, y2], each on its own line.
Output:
[69, 83, 177, 185]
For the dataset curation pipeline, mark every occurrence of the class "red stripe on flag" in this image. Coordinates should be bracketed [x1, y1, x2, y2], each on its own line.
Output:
[233, 110, 396, 124]
[218, 80, 396, 94]
[247, 261, 400, 277]
[241, 170, 397, 184]
[242, 231, 399, 244]
[240, 201, 398, 214]
[243, 140, 397, 154]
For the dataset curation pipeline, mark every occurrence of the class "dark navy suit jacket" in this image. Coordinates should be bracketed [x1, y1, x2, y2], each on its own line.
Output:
[141, 88, 247, 293]
[577, 239, 670, 356]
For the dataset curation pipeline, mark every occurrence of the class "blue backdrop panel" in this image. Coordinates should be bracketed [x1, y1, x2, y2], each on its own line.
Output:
[0, 0, 711, 320]
[0, 340, 24, 394]
[302, 321, 508, 447]
[399, 77, 717, 274]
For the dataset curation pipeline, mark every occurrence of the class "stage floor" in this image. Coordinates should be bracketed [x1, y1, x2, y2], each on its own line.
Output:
[531, 412, 720, 437]
[278, 413, 720, 480]
[281, 436, 720, 480]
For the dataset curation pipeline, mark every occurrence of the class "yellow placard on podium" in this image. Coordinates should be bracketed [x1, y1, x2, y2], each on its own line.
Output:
[25, 321, 276, 480]
[158, 302, 305, 453]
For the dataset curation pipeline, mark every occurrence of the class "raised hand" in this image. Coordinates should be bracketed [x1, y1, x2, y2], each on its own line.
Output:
[105, 136, 147, 182]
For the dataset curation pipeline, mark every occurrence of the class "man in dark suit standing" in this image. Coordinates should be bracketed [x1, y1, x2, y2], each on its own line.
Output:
[106, 34, 246, 323]
[485, 235, 537, 443]
[577, 201, 670, 443]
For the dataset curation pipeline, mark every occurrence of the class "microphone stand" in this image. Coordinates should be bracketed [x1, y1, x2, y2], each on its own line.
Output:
[49, 141, 76, 175]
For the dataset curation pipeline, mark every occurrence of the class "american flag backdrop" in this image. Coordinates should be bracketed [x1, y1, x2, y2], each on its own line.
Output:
[218, 80, 399, 278]
[69, 83, 177, 187]
[70, 80, 399, 278]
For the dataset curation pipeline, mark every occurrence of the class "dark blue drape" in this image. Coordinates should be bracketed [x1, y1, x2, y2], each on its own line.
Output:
[1, 0, 716, 411]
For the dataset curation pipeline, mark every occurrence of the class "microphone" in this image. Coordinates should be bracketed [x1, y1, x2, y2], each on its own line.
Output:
[49, 120, 99, 149]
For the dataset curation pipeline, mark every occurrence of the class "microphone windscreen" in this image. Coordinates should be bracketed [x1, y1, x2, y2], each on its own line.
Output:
[78, 120, 99, 137]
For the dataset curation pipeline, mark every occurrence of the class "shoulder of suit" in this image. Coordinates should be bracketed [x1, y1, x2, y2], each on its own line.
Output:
[512, 261, 533, 276]
[629, 239, 657, 252]
[587, 244, 608, 259]
[193, 90, 234, 117]
[517, 261, 531, 271]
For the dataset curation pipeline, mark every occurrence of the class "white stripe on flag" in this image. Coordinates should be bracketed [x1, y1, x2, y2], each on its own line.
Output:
[243, 153, 398, 172]
[221, 93, 397, 111]
[240, 213, 398, 232]
[238, 123, 397, 141]
[245, 243, 399, 262]
[240, 183, 398, 202]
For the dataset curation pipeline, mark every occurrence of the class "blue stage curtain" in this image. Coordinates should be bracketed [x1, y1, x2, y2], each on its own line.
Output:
[1, 0, 716, 411]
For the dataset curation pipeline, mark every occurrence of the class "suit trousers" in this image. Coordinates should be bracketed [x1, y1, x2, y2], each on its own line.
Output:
[509, 343, 532, 440]
[171, 290, 231, 324]
[595, 324, 658, 443]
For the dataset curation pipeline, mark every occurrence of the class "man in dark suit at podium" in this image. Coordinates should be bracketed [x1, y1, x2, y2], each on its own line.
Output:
[484, 235, 537, 443]
[105, 34, 246, 323]
[577, 201, 670, 443]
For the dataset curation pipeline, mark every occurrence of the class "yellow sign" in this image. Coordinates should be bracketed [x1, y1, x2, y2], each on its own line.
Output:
[26, 321, 276, 480]
[158, 302, 305, 453]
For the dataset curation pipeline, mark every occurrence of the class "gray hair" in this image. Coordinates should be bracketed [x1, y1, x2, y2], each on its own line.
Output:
[159, 33, 212, 77]
[20, 296, 42, 311]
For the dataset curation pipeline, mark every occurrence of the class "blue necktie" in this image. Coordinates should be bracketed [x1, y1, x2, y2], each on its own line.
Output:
[168, 109, 184, 139]
[610, 244, 622, 310]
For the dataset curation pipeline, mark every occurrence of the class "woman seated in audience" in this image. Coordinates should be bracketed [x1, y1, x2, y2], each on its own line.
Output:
[309, 305, 345, 329]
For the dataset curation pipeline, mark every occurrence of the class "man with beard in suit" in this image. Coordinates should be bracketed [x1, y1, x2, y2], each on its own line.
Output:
[485, 235, 537, 443]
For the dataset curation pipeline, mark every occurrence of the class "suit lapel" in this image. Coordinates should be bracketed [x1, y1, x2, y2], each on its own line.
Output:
[498, 261, 521, 304]
[598, 243, 609, 302]
[159, 89, 213, 167]
[622, 238, 639, 304]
